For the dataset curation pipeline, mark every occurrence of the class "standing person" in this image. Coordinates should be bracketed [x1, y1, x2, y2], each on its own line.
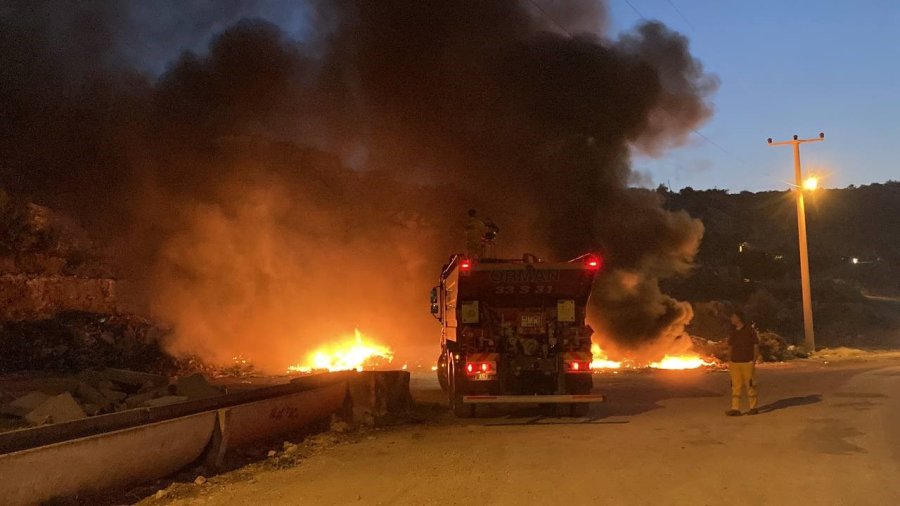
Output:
[726, 310, 760, 416]
[465, 209, 487, 259]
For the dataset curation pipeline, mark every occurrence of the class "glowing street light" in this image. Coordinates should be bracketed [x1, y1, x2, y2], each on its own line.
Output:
[802, 176, 819, 191]
[767, 132, 825, 353]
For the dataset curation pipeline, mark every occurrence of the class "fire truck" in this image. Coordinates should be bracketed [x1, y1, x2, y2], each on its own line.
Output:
[430, 253, 605, 417]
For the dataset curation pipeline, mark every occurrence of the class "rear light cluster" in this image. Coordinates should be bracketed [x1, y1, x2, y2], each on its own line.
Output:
[465, 361, 496, 376]
[564, 360, 592, 373]
[584, 255, 603, 270]
[459, 258, 472, 271]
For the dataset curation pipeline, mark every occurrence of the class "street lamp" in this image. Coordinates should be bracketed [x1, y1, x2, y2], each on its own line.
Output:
[802, 176, 819, 192]
[767, 133, 825, 353]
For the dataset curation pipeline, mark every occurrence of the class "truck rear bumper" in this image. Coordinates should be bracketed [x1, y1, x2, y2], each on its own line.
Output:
[462, 394, 606, 404]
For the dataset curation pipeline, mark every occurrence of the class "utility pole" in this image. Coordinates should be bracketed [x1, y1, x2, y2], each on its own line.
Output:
[767, 132, 824, 353]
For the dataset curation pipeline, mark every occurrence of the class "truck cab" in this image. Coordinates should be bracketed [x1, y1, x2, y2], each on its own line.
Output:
[431, 253, 605, 417]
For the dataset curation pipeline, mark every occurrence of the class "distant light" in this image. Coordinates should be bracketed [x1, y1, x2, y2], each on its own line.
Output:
[851, 257, 859, 265]
[460, 259, 472, 270]
[803, 176, 819, 191]
[572, 361, 580, 371]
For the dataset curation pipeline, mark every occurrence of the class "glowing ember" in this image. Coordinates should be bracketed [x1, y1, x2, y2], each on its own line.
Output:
[591, 342, 716, 371]
[287, 329, 394, 373]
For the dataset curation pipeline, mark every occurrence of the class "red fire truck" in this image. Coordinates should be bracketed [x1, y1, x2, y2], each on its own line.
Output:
[430, 253, 605, 417]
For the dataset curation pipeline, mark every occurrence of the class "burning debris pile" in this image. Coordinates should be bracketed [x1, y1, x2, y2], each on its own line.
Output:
[288, 329, 394, 374]
[590, 341, 719, 371]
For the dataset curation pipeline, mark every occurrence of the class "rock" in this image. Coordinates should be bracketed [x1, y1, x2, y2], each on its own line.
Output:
[330, 418, 352, 434]
[124, 389, 165, 408]
[194, 475, 207, 486]
[267, 450, 277, 458]
[0, 391, 51, 417]
[98, 386, 127, 404]
[176, 373, 223, 399]
[82, 403, 102, 416]
[143, 395, 188, 408]
[154, 489, 169, 500]
[24, 392, 86, 425]
[75, 382, 109, 406]
[100, 368, 168, 390]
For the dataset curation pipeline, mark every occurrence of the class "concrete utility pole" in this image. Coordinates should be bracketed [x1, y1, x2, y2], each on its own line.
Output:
[767, 132, 824, 353]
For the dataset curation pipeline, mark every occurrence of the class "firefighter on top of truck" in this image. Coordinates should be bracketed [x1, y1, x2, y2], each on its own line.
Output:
[465, 209, 499, 259]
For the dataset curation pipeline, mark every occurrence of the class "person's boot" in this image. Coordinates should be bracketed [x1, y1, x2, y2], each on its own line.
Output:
[725, 409, 741, 416]
[747, 408, 759, 415]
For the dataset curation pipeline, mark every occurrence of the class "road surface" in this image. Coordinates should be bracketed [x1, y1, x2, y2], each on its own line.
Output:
[143, 358, 900, 505]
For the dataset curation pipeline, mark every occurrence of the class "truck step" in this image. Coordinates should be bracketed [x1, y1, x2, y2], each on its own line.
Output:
[462, 394, 605, 404]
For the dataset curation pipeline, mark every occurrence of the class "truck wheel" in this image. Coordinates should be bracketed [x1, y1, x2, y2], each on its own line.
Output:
[569, 403, 589, 417]
[449, 369, 474, 418]
[452, 392, 474, 418]
[437, 353, 449, 393]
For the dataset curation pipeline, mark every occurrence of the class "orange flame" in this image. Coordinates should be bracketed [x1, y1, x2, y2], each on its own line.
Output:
[287, 329, 394, 373]
[591, 342, 716, 370]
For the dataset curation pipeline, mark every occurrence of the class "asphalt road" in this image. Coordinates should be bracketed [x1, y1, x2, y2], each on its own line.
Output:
[159, 358, 900, 505]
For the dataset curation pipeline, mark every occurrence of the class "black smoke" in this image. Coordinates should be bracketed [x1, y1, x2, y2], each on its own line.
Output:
[0, 1, 716, 367]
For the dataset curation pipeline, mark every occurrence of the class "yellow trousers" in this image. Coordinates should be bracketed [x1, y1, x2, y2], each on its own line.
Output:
[728, 361, 758, 410]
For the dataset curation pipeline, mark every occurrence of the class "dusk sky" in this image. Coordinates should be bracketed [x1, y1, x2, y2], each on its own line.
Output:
[607, 0, 900, 192]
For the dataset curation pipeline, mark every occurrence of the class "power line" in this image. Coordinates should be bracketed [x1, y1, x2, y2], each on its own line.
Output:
[524, 0, 573, 37]
[691, 130, 745, 165]
[665, 0, 696, 32]
[622, 0, 648, 22]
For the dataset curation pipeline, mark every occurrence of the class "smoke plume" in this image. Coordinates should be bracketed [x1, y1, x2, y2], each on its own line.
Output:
[1, 1, 716, 369]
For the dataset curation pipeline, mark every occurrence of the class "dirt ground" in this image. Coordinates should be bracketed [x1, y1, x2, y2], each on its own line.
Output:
[129, 355, 900, 506]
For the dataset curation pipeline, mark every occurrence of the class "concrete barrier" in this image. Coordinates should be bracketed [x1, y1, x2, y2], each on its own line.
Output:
[0, 372, 409, 504]
[0, 373, 348, 454]
[206, 381, 348, 467]
[0, 412, 216, 506]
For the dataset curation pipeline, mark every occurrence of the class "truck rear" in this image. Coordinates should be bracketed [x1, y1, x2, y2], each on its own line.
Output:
[430, 253, 604, 417]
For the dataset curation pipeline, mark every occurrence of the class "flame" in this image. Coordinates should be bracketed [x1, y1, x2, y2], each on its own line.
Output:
[590, 342, 622, 369]
[649, 355, 716, 370]
[287, 329, 394, 373]
[591, 342, 716, 370]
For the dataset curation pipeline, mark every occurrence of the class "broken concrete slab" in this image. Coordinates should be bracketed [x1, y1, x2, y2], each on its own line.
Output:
[98, 386, 127, 404]
[345, 371, 412, 426]
[0, 391, 52, 418]
[124, 388, 167, 408]
[176, 373, 223, 400]
[24, 392, 87, 425]
[75, 382, 109, 407]
[142, 396, 188, 408]
[99, 368, 168, 391]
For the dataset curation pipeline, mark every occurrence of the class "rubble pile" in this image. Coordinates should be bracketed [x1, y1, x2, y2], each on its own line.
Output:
[0, 369, 225, 428]
[0, 311, 177, 374]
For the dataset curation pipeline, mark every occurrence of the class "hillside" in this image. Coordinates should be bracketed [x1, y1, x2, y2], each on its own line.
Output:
[660, 181, 900, 347]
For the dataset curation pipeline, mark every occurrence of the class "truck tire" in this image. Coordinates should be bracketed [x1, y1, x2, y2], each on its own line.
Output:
[569, 403, 589, 417]
[449, 369, 474, 418]
[437, 353, 449, 393]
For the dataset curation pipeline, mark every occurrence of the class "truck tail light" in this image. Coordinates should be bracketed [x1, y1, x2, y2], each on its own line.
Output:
[585, 255, 602, 270]
[564, 360, 592, 373]
[460, 258, 472, 271]
[465, 361, 496, 377]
